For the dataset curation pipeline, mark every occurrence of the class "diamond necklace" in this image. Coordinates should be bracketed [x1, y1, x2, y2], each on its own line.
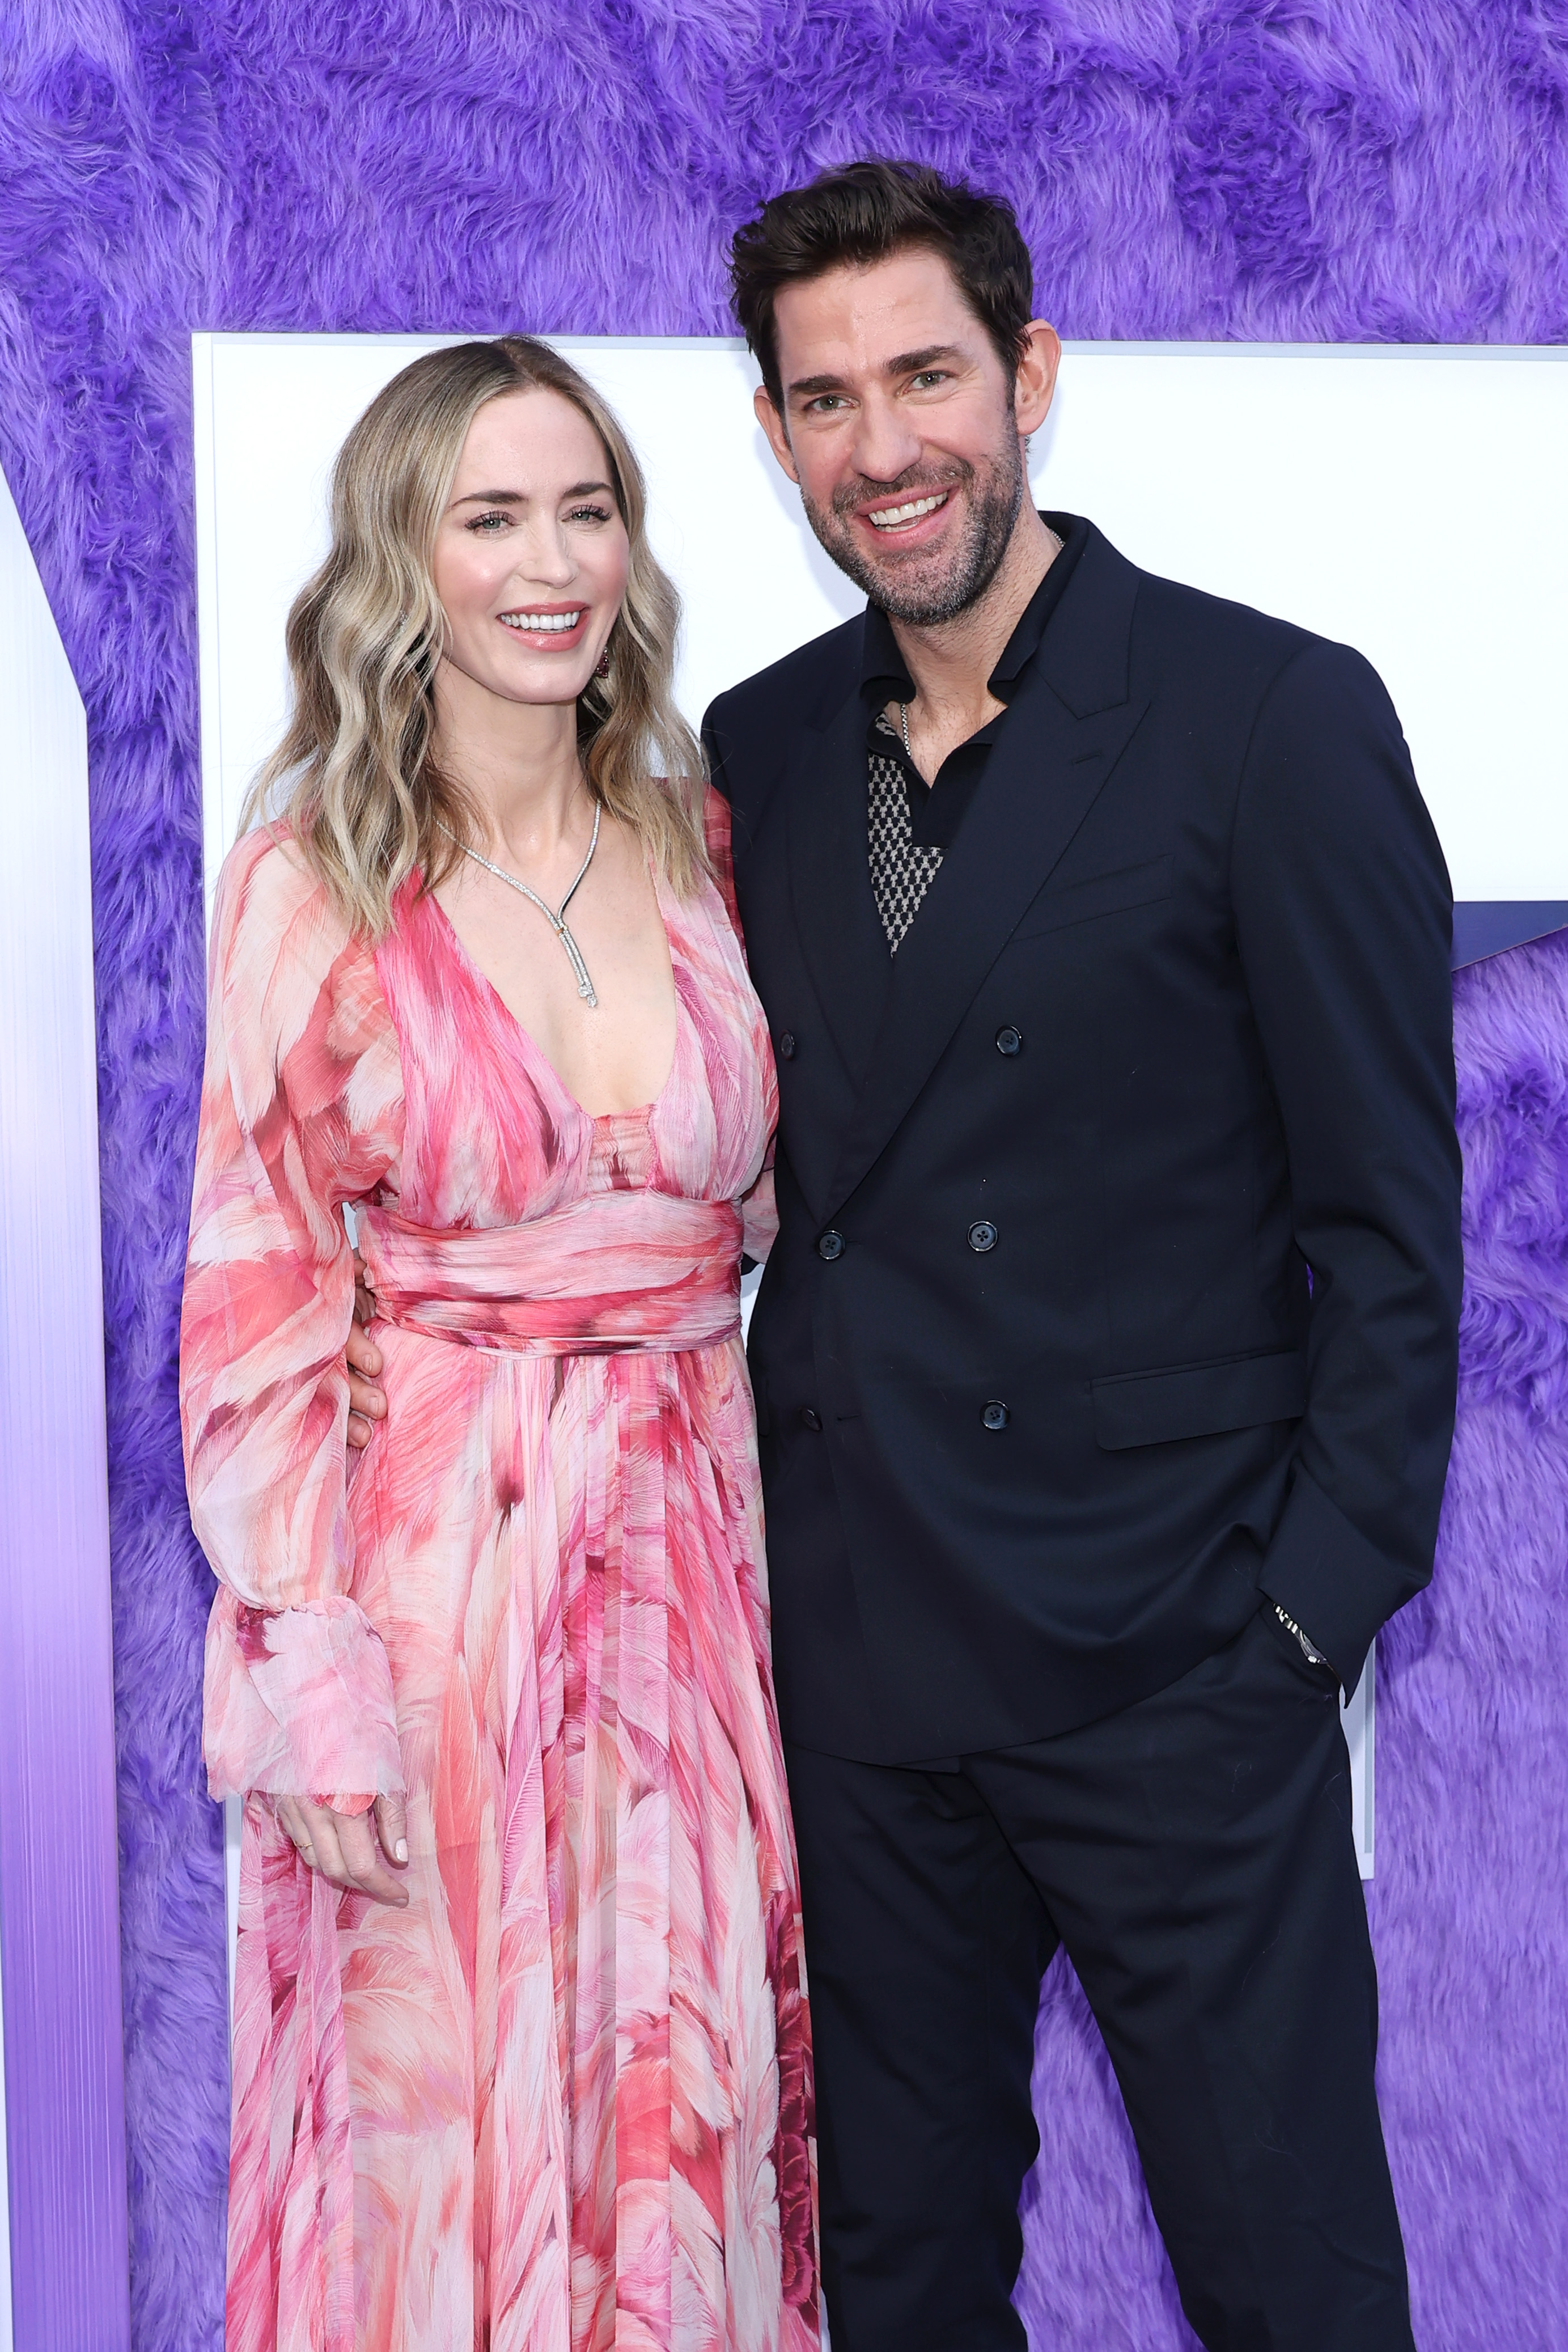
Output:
[442, 802, 602, 1007]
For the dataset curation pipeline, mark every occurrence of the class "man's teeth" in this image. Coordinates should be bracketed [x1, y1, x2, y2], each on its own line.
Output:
[867, 493, 948, 529]
[500, 610, 584, 632]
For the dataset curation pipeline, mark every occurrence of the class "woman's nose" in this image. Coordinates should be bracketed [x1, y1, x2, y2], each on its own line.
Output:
[512, 524, 577, 589]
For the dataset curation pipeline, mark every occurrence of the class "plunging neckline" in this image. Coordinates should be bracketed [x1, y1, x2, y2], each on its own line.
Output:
[425, 875, 683, 1126]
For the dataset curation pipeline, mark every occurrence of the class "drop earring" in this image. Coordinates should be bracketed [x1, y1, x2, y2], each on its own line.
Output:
[594, 648, 611, 681]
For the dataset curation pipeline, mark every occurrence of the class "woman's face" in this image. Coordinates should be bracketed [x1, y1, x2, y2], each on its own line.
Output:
[431, 387, 631, 713]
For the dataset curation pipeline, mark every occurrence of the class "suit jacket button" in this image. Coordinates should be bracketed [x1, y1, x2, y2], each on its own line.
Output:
[968, 1219, 998, 1252]
[817, 1230, 845, 1262]
[981, 1400, 1010, 1431]
[995, 1025, 1023, 1056]
[800, 1406, 823, 1432]
[778, 1031, 796, 1060]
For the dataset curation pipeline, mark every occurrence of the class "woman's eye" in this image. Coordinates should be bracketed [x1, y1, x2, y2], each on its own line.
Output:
[566, 503, 613, 525]
[465, 510, 511, 534]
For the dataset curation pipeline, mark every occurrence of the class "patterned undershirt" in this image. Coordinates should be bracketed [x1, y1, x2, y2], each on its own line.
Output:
[867, 709, 943, 952]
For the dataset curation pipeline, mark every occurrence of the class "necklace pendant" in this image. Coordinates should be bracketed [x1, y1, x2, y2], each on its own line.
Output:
[560, 923, 598, 1008]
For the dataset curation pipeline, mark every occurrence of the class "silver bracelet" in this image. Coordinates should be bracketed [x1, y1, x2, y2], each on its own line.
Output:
[1273, 1602, 1331, 1671]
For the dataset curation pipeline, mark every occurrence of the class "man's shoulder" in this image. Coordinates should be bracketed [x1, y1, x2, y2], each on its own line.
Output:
[1116, 541, 1373, 707]
[705, 611, 866, 744]
[1128, 553, 1313, 672]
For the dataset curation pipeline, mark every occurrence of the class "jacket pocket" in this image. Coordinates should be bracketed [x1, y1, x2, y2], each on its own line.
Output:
[1091, 1349, 1306, 1451]
[1011, 854, 1172, 942]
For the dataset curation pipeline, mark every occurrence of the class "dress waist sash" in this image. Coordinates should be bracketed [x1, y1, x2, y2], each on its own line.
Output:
[356, 1192, 743, 1355]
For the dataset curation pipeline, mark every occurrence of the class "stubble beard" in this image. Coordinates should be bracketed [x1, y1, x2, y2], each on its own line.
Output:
[798, 427, 1027, 627]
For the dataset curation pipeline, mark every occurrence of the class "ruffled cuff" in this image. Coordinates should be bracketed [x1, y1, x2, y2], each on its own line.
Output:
[203, 1589, 404, 1815]
[741, 1164, 778, 1267]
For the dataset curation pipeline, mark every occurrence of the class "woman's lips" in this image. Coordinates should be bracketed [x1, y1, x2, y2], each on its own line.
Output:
[497, 604, 589, 649]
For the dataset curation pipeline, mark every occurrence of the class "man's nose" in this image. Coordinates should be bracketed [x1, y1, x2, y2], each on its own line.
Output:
[847, 392, 924, 489]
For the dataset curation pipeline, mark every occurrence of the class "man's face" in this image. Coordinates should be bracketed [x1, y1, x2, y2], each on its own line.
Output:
[755, 247, 1059, 625]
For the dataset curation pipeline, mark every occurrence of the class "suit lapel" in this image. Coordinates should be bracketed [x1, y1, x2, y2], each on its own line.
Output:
[824, 529, 1147, 1217]
[784, 684, 891, 1088]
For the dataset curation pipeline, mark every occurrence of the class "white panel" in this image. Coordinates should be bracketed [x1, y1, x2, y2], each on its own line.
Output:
[0, 456, 129, 2338]
[225, 1794, 242, 2020]
[1040, 345, 1568, 901]
[1344, 1650, 1375, 1880]
[193, 334, 1568, 902]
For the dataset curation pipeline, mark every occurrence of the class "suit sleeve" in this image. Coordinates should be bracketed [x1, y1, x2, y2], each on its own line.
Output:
[1232, 638, 1463, 1685]
[701, 696, 732, 806]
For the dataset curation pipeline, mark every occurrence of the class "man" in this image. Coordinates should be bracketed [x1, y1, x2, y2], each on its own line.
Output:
[352, 162, 1462, 2350]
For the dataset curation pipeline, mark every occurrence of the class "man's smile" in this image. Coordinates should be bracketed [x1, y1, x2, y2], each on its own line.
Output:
[865, 490, 951, 531]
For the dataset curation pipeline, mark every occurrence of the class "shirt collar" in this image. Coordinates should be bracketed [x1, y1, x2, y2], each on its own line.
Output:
[860, 511, 1089, 703]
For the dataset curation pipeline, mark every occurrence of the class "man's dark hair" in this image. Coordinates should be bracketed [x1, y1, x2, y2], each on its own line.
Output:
[730, 158, 1035, 410]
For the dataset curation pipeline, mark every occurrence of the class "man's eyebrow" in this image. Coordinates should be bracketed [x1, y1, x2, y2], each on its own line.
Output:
[884, 344, 966, 377]
[786, 345, 969, 400]
[786, 374, 850, 400]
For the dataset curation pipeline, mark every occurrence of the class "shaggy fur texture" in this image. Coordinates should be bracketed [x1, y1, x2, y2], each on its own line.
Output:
[2, 5, 1565, 2345]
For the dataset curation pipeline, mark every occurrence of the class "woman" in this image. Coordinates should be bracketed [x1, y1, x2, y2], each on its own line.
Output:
[180, 337, 816, 2352]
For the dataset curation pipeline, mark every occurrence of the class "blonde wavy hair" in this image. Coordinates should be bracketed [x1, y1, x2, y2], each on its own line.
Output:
[242, 336, 707, 935]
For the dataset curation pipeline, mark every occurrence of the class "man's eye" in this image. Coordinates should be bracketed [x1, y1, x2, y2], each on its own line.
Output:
[805, 395, 848, 414]
[910, 371, 948, 390]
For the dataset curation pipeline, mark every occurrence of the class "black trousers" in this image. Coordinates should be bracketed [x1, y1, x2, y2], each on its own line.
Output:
[786, 1604, 1413, 2352]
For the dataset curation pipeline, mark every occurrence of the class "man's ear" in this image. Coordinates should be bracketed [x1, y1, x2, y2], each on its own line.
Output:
[1014, 322, 1061, 440]
[753, 384, 801, 485]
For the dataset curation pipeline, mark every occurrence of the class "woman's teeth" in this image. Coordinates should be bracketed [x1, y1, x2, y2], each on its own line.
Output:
[500, 609, 584, 632]
[867, 493, 948, 530]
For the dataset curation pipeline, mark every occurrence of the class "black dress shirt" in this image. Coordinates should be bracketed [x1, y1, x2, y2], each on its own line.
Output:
[861, 510, 1091, 851]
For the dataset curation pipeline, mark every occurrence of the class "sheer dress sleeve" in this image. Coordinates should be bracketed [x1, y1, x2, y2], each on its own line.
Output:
[180, 832, 404, 1815]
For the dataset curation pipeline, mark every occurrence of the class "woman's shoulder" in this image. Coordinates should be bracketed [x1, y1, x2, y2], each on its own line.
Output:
[210, 824, 366, 994]
[215, 819, 308, 909]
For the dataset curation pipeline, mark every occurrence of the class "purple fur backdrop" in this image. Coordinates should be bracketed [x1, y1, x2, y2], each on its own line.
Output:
[2, 3, 1566, 2344]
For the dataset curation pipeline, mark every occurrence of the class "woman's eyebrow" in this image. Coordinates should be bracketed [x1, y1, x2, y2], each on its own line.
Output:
[450, 480, 613, 505]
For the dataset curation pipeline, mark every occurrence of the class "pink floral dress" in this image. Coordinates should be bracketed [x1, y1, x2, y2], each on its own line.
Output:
[180, 796, 816, 2352]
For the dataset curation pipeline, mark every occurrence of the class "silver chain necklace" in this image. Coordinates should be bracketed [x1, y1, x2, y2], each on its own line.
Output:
[443, 802, 602, 1007]
[900, 700, 914, 758]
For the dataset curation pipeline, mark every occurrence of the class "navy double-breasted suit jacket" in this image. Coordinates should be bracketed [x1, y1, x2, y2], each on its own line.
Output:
[704, 518, 1463, 1765]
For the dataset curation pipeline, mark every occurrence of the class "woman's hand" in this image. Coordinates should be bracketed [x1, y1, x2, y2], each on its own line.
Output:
[274, 1791, 410, 1906]
[346, 1247, 388, 1450]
